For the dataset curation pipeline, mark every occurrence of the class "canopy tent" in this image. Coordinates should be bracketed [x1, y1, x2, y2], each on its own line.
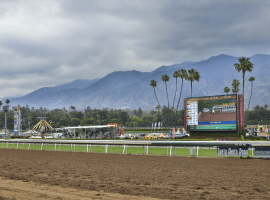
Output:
[54, 125, 117, 139]
[145, 134, 151, 140]
[159, 134, 165, 139]
[55, 125, 115, 130]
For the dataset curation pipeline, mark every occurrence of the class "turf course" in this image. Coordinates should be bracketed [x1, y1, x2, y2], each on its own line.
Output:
[0, 142, 255, 157]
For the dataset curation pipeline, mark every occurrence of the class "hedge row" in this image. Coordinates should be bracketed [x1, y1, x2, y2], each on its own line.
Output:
[190, 130, 246, 138]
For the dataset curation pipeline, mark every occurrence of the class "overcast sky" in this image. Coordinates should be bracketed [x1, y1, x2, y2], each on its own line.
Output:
[0, 0, 270, 98]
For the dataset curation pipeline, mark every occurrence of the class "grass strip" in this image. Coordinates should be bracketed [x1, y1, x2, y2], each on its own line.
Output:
[0, 143, 255, 158]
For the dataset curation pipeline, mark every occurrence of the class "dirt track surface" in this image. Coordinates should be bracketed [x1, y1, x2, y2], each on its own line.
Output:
[0, 149, 270, 199]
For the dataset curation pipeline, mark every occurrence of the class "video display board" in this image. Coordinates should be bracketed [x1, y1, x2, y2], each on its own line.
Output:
[185, 95, 238, 132]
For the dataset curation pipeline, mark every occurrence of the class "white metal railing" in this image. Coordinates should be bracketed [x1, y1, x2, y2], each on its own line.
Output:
[1, 139, 270, 157]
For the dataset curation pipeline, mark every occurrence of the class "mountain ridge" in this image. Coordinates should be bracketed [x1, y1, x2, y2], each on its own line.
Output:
[3, 54, 270, 110]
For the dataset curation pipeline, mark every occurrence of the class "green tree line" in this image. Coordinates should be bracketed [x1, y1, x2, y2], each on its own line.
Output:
[0, 105, 185, 131]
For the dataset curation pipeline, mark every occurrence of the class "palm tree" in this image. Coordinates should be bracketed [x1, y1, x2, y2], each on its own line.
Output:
[70, 106, 76, 111]
[161, 74, 170, 108]
[175, 69, 188, 128]
[5, 99, 10, 107]
[232, 79, 240, 94]
[265, 104, 268, 122]
[248, 76, 255, 110]
[150, 80, 160, 108]
[234, 57, 254, 98]
[224, 87, 230, 95]
[188, 68, 201, 97]
[176, 69, 188, 110]
[172, 70, 181, 109]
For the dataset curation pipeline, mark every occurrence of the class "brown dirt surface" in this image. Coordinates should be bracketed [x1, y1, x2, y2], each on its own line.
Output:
[0, 149, 270, 199]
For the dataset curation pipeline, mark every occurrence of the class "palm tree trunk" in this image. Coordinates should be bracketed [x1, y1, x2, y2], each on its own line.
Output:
[173, 78, 178, 108]
[248, 82, 253, 110]
[153, 88, 160, 107]
[176, 79, 184, 129]
[242, 73, 245, 98]
[191, 80, 193, 97]
[165, 81, 171, 130]
[177, 79, 184, 110]
[165, 82, 170, 108]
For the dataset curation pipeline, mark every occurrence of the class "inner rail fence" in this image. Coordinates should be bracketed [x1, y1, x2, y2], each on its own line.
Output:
[1, 139, 270, 158]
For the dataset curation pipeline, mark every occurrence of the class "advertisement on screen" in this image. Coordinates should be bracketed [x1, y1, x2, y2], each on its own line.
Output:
[185, 94, 238, 132]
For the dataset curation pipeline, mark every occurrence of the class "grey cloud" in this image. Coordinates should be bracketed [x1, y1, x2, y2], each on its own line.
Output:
[0, 0, 270, 98]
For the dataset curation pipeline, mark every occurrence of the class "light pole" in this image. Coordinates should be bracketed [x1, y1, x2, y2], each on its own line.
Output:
[3, 105, 8, 139]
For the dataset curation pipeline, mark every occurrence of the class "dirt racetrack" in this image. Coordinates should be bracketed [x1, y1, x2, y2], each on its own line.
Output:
[0, 149, 270, 199]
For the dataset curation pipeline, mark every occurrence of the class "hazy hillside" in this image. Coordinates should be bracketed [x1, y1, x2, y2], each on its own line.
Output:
[4, 54, 270, 110]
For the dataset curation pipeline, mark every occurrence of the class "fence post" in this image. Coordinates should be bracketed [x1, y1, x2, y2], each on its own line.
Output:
[197, 146, 199, 156]
[146, 145, 148, 155]
[170, 146, 172, 156]
[59, 143, 61, 151]
[87, 144, 89, 152]
[74, 144, 76, 152]
[123, 145, 125, 153]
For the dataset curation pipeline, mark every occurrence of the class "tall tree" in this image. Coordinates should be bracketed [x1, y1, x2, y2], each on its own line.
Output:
[172, 70, 181, 108]
[5, 99, 10, 105]
[0, 101, 2, 110]
[176, 69, 188, 110]
[223, 87, 230, 95]
[248, 76, 255, 110]
[176, 69, 188, 129]
[264, 104, 268, 122]
[188, 68, 200, 97]
[232, 79, 240, 94]
[234, 57, 254, 98]
[161, 74, 170, 108]
[161, 74, 170, 129]
[150, 80, 160, 108]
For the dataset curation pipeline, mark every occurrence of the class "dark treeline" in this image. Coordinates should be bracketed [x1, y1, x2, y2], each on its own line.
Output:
[245, 105, 270, 125]
[0, 105, 184, 131]
[0, 104, 268, 131]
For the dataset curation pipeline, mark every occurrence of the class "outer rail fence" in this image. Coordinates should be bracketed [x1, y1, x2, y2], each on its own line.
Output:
[1, 139, 270, 157]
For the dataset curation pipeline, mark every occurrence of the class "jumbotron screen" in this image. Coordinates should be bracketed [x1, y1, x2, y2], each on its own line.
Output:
[185, 95, 238, 132]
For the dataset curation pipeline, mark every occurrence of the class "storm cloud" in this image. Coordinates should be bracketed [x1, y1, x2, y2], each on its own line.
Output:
[0, 0, 270, 98]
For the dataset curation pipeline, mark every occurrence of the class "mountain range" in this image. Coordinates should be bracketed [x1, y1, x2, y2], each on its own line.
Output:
[4, 54, 270, 110]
